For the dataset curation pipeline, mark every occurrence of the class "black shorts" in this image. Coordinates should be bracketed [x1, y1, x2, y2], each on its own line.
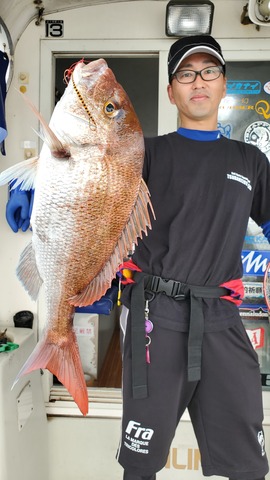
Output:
[117, 307, 269, 479]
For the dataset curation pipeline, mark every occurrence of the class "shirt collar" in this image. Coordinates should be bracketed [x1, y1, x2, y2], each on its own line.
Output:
[177, 127, 221, 141]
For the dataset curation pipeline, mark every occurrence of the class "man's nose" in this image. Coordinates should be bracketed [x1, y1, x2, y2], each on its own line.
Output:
[193, 72, 205, 86]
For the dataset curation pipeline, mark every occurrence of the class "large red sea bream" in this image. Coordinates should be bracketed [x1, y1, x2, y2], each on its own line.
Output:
[0, 59, 154, 415]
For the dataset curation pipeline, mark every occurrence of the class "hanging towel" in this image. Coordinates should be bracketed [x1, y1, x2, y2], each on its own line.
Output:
[0, 50, 9, 155]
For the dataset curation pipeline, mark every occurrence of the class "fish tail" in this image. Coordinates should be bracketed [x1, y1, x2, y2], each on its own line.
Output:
[12, 329, 88, 415]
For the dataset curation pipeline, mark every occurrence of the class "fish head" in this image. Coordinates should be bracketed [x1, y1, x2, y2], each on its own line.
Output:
[55, 58, 144, 151]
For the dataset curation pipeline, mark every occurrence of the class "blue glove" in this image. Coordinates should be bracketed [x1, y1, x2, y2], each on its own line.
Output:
[6, 182, 34, 233]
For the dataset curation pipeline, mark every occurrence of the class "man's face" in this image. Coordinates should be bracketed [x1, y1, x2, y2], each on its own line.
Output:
[167, 52, 227, 129]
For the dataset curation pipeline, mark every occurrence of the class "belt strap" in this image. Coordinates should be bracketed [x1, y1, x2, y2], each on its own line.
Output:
[129, 273, 228, 399]
[130, 272, 150, 399]
[187, 285, 227, 382]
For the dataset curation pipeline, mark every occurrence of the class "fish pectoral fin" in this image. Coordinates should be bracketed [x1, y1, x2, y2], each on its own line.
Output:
[16, 242, 43, 301]
[0, 156, 38, 190]
[20, 92, 71, 159]
[69, 249, 121, 307]
[12, 329, 89, 416]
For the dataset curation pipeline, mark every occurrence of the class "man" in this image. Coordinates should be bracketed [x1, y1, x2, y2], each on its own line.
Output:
[5, 35, 270, 480]
[116, 35, 270, 480]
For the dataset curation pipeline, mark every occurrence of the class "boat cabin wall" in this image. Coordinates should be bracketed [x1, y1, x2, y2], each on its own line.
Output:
[1, 0, 270, 328]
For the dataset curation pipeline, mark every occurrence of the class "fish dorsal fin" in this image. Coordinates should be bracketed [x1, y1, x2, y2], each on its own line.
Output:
[69, 178, 155, 307]
[0, 156, 38, 190]
[16, 242, 43, 301]
[20, 92, 71, 159]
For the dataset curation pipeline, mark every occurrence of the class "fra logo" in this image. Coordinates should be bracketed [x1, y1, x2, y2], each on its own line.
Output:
[125, 420, 154, 440]
[257, 430, 266, 456]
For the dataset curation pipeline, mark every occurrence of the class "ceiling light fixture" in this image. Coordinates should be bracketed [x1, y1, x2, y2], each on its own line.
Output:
[165, 0, 215, 37]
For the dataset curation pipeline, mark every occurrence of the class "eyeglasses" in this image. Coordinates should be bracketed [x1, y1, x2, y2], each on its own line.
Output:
[173, 65, 224, 84]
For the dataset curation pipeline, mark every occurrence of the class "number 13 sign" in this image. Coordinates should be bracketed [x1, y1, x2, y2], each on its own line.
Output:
[45, 20, 64, 38]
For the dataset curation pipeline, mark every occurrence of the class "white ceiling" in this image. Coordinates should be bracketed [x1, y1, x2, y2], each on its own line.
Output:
[0, 0, 243, 52]
[0, 0, 166, 50]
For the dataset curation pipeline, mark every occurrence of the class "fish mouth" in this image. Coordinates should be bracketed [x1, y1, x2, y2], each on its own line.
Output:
[80, 58, 108, 86]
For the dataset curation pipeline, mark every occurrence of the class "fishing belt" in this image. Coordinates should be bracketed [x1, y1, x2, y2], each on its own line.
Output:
[129, 271, 229, 400]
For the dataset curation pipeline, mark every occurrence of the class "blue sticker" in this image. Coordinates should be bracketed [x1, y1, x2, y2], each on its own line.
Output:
[244, 234, 269, 245]
[227, 80, 261, 95]
[217, 122, 232, 138]
[242, 249, 270, 276]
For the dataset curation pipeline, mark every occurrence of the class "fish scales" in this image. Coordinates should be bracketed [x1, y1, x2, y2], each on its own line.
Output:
[0, 58, 155, 415]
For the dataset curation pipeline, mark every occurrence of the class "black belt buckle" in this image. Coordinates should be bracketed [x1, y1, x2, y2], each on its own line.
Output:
[150, 276, 185, 299]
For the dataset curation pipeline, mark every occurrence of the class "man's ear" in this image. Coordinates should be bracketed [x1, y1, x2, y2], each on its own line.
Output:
[222, 76, 227, 99]
[167, 83, 176, 105]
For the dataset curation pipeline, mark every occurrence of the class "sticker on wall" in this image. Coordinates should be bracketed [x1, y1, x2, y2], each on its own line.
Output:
[244, 234, 268, 248]
[242, 250, 270, 276]
[45, 20, 64, 38]
[240, 306, 268, 318]
[227, 80, 261, 95]
[255, 100, 270, 120]
[244, 121, 270, 153]
[244, 281, 264, 300]
[217, 122, 232, 138]
[246, 327, 265, 349]
[264, 81, 270, 95]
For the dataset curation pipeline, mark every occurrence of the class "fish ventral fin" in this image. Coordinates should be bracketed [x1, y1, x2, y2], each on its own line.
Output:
[12, 328, 89, 416]
[16, 242, 43, 301]
[69, 178, 155, 307]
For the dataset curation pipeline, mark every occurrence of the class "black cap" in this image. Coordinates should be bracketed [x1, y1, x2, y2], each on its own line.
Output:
[168, 35, 225, 81]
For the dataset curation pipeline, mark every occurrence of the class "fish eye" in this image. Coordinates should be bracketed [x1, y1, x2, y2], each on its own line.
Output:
[104, 101, 119, 117]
